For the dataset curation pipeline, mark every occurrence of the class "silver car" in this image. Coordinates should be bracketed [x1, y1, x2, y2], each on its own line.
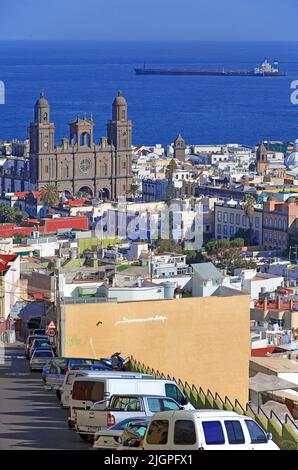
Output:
[30, 349, 55, 372]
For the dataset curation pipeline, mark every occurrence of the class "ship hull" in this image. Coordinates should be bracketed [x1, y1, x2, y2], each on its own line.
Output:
[135, 68, 286, 77]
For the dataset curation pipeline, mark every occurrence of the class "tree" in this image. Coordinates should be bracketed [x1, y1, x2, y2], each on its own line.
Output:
[165, 159, 178, 245]
[0, 205, 28, 224]
[127, 183, 141, 202]
[204, 238, 257, 275]
[232, 228, 251, 246]
[243, 194, 256, 245]
[165, 159, 177, 207]
[40, 184, 59, 207]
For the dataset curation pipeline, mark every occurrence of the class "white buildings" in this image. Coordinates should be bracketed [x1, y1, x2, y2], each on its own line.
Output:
[236, 269, 284, 301]
[0, 255, 21, 320]
[214, 200, 263, 245]
[191, 262, 224, 297]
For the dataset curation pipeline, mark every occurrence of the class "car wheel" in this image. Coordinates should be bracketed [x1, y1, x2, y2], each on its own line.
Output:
[79, 433, 90, 442]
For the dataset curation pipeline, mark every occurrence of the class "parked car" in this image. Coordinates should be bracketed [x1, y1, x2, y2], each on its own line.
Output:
[29, 338, 52, 359]
[139, 410, 280, 451]
[68, 373, 155, 429]
[42, 357, 67, 383]
[25, 335, 49, 359]
[118, 420, 149, 450]
[75, 394, 185, 440]
[93, 418, 149, 450]
[32, 329, 47, 336]
[61, 368, 127, 409]
[44, 357, 114, 397]
[30, 349, 55, 372]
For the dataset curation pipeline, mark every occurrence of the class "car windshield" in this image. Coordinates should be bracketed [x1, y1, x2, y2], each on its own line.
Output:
[112, 419, 148, 431]
[67, 358, 105, 367]
[128, 424, 148, 437]
[29, 336, 47, 346]
[34, 351, 53, 358]
[33, 341, 50, 347]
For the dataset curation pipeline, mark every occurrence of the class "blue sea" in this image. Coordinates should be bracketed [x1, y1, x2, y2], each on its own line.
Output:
[0, 40, 298, 146]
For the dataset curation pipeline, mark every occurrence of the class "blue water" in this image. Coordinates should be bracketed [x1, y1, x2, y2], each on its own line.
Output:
[0, 40, 298, 146]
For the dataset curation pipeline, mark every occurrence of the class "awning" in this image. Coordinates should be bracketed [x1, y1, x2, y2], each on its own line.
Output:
[250, 372, 298, 393]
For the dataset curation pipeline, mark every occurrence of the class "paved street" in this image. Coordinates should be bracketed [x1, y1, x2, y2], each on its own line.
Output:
[0, 342, 89, 450]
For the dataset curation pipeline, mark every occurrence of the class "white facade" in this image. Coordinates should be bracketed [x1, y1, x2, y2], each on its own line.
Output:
[3, 255, 21, 320]
[240, 270, 284, 300]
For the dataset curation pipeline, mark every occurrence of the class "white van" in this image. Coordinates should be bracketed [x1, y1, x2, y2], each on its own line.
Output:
[61, 370, 151, 408]
[140, 410, 279, 451]
[68, 376, 193, 428]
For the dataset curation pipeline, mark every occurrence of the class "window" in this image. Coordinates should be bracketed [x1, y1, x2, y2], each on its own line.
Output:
[255, 217, 260, 228]
[160, 398, 180, 411]
[223, 225, 228, 236]
[147, 420, 169, 445]
[223, 212, 228, 223]
[230, 213, 234, 224]
[72, 380, 104, 402]
[66, 373, 76, 385]
[217, 224, 222, 234]
[230, 226, 234, 236]
[148, 398, 162, 413]
[245, 420, 267, 444]
[242, 215, 247, 227]
[174, 420, 196, 445]
[236, 214, 240, 225]
[217, 211, 222, 222]
[202, 421, 225, 445]
[224, 420, 245, 444]
[165, 383, 184, 405]
[114, 397, 141, 412]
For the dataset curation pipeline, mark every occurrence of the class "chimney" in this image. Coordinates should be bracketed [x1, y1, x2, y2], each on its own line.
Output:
[263, 297, 268, 310]
[289, 299, 294, 311]
[276, 295, 281, 310]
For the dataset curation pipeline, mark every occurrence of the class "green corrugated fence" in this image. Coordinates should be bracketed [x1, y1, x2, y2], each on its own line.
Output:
[128, 357, 298, 450]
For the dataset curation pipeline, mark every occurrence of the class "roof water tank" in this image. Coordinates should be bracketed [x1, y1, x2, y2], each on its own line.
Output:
[163, 281, 176, 299]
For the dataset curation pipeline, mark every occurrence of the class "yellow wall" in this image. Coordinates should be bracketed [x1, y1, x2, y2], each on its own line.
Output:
[63, 294, 250, 404]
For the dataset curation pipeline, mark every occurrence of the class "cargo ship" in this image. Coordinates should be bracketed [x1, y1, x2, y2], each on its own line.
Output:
[135, 58, 287, 77]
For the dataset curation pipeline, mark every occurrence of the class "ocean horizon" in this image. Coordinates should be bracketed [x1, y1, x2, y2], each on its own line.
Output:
[0, 40, 298, 146]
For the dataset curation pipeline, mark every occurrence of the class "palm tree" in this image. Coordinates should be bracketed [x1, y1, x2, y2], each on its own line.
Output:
[244, 194, 256, 245]
[127, 183, 141, 202]
[40, 184, 59, 207]
[166, 159, 177, 207]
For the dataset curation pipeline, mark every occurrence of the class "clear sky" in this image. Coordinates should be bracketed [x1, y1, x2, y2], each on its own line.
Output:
[0, 0, 296, 41]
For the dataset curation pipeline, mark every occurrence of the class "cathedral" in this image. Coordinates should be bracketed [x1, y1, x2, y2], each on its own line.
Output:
[0, 91, 133, 200]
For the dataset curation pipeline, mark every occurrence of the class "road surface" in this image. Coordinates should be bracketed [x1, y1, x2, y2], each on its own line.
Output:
[0, 342, 89, 450]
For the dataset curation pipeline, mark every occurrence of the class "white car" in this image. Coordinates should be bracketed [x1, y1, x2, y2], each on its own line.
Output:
[30, 349, 55, 372]
[140, 410, 280, 451]
[93, 417, 149, 450]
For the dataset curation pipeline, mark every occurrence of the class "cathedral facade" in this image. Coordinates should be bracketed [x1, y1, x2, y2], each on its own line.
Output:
[0, 91, 133, 200]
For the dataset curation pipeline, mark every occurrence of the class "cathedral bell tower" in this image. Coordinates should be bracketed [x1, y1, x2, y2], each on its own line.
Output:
[28, 92, 55, 186]
[107, 91, 133, 199]
[107, 91, 132, 150]
[28, 92, 55, 154]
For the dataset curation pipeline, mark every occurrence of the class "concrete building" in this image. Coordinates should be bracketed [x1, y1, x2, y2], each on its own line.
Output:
[0, 255, 21, 321]
[142, 178, 168, 202]
[191, 262, 224, 297]
[147, 252, 189, 277]
[239, 269, 284, 301]
[214, 201, 263, 244]
[262, 200, 298, 250]
[59, 291, 250, 405]
[251, 297, 298, 330]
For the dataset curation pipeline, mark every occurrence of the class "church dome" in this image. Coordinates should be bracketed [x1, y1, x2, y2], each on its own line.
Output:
[285, 139, 298, 169]
[35, 92, 49, 108]
[114, 91, 127, 105]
